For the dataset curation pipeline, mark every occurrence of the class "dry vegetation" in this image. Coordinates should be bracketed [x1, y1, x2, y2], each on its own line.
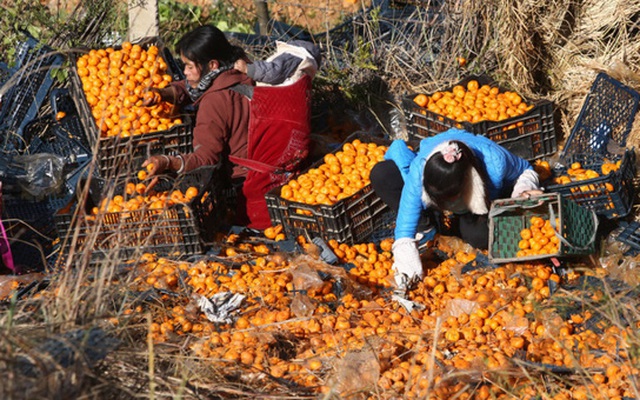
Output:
[2, 0, 640, 399]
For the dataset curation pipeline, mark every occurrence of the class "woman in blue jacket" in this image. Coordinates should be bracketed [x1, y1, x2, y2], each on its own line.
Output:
[371, 129, 541, 287]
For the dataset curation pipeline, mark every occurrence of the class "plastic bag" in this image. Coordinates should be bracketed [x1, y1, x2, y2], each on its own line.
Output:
[14, 153, 64, 198]
[599, 227, 640, 287]
[290, 262, 324, 292]
[328, 349, 380, 396]
[388, 106, 408, 140]
[195, 292, 246, 324]
[441, 298, 479, 318]
[291, 293, 315, 317]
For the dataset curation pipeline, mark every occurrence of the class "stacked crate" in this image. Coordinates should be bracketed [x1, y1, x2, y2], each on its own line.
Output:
[545, 73, 639, 219]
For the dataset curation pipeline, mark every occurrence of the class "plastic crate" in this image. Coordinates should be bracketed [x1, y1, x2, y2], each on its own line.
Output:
[94, 120, 193, 179]
[546, 73, 640, 219]
[162, 47, 185, 82]
[402, 75, 556, 161]
[67, 37, 193, 179]
[26, 115, 92, 167]
[545, 149, 636, 219]
[0, 62, 11, 87]
[488, 193, 597, 264]
[265, 132, 391, 245]
[2, 195, 68, 271]
[612, 221, 640, 256]
[0, 37, 64, 150]
[54, 165, 227, 264]
[561, 73, 640, 157]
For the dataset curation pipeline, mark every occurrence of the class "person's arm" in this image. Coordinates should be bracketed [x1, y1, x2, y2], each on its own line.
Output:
[394, 169, 425, 240]
[246, 53, 303, 85]
[391, 158, 428, 286]
[495, 145, 542, 198]
[180, 94, 229, 172]
[142, 91, 229, 178]
[142, 81, 190, 107]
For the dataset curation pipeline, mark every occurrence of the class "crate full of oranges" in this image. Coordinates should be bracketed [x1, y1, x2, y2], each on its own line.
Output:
[488, 193, 597, 264]
[402, 75, 556, 162]
[69, 37, 193, 179]
[54, 165, 227, 264]
[265, 132, 391, 245]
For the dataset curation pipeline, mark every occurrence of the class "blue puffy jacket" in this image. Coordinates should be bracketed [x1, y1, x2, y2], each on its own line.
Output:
[385, 129, 532, 240]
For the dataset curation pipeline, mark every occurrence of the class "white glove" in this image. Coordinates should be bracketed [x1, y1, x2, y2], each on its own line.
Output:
[392, 237, 423, 288]
[511, 169, 540, 198]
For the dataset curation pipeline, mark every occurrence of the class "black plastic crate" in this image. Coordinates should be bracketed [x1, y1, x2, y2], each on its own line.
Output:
[0, 62, 11, 87]
[488, 193, 597, 264]
[26, 115, 91, 166]
[95, 120, 193, 179]
[402, 75, 556, 161]
[547, 73, 640, 219]
[54, 165, 226, 264]
[2, 195, 68, 271]
[0, 37, 63, 150]
[265, 132, 391, 245]
[0, 153, 23, 193]
[615, 221, 640, 255]
[545, 150, 636, 219]
[68, 37, 193, 179]
[162, 47, 185, 82]
[561, 72, 640, 157]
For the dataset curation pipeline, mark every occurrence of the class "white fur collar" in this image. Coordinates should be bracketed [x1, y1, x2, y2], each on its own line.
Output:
[421, 141, 489, 215]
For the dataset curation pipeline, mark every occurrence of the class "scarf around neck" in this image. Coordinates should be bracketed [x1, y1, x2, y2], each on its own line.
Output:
[185, 65, 231, 102]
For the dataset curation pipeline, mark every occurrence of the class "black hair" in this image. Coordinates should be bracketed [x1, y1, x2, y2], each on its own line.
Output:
[422, 140, 487, 208]
[176, 25, 246, 74]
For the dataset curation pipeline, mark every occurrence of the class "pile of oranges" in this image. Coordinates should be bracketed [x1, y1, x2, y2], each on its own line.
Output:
[516, 216, 560, 257]
[76, 41, 183, 138]
[279, 138, 388, 206]
[412, 79, 534, 124]
[126, 234, 640, 399]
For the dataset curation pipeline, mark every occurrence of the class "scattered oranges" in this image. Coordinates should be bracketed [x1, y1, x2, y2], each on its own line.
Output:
[122, 231, 640, 400]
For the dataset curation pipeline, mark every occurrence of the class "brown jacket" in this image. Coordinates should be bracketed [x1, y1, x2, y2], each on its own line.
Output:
[172, 70, 253, 178]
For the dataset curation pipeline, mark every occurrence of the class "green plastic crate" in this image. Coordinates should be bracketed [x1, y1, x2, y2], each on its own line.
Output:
[488, 193, 597, 263]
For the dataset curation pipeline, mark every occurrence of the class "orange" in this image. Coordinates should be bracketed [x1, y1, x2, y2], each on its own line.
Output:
[185, 186, 199, 199]
[413, 93, 428, 107]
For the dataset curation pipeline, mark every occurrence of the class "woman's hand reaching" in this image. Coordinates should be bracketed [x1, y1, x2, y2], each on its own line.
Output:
[141, 155, 171, 192]
[518, 189, 544, 199]
[391, 238, 424, 290]
[142, 89, 162, 107]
